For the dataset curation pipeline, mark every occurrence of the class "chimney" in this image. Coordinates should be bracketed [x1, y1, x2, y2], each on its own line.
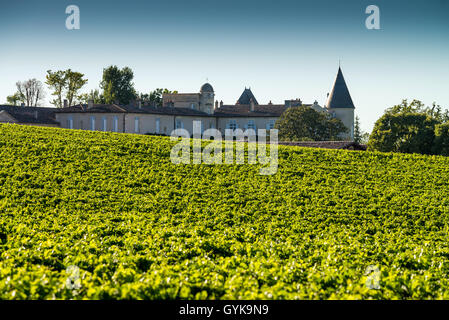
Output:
[250, 98, 255, 112]
[220, 100, 223, 108]
[63, 99, 68, 108]
[215, 100, 218, 110]
[88, 99, 94, 109]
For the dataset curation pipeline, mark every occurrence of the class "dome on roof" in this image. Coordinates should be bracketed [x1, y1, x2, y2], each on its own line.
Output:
[200, 83, 214, 93]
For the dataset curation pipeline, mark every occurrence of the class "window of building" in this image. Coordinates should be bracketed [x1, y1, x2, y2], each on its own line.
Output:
[67, 117, 73, 129]
[227, 119, 237, 130]
[102, 117, 107, 132]
[90, 116, 96, 131]
[266, 119, 276, 130]
[191, 103, 195, 110]
[135, 117, 140, 133]
[175, 119, 184, 129]
[247, 119, 255, 130]
[156, 118, 160, 134]
[113, 116, 118, 132]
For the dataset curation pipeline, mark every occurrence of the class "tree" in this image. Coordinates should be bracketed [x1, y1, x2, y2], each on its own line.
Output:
[100, 66, 136, 105]
[275, 106, 348, 141]
[6, 93, 24, 106]
[140, 88, 178, 107]
[353, 115, 370, 144]
[79, 89, 104, 104]
[427, 102, 449, 123]
[327, 118, 349, 140]
[368, 99, 448, 155]
[103, 81, 116, 105]
[15, 79, 45, 107]
[354, 116, 362, 143]
[45, 70, 66, 108]
[386, 99, 449, 122]
[46, 69, 88, 108]
[360, 132, 370, 145]
[368, 111, 438, 154]
[66, 69, 88, 107]
[433, 123, 449, 156]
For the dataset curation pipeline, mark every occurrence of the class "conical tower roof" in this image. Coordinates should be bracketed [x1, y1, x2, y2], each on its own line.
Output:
[327, 67, 355, 109]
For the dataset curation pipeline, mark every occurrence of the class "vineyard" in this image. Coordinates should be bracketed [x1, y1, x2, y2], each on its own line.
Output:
[1, 124, 449, 299]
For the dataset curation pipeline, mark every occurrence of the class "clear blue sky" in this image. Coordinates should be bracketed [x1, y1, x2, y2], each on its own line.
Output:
[1, 0, 448, 132]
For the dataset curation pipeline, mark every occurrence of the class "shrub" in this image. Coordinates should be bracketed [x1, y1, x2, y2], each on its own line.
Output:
[433, 123, 449, 156]
[368, 113, 437, 154]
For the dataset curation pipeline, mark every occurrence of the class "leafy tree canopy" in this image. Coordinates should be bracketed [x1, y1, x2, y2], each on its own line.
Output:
[6, 93, 24, 106]
[275, 106, 348, 141]
[46, 69, 87, 108]
[387, 99, 449, 123]
[368, 99, 448, 154]
[433, 123, 449, 156]
[79, 89, 105, 105]
[100, 66, 137, 105]
[140, 88, 178, 107]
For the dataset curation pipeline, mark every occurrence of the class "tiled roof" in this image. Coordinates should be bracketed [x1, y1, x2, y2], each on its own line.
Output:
[123, 105, 210, 116]
[214, 104, 312, 117]
[56, 104, 126, 113]
[0, 105, 59, 125]
[326, 67, 355, 109]
[55, 103, 316, 118]
[56, 104, 211, 117]
[237, 88, 259, 105]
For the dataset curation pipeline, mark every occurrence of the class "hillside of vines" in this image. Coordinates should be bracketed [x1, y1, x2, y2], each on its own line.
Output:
[1, 124, 449, 299]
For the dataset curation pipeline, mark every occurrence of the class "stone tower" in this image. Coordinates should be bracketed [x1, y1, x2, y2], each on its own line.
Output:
[199, 83, 215, 114]
[326, 67, 355, 140]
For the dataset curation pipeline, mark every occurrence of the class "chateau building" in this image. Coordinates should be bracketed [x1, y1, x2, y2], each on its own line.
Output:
[1, 68, 356, 140]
